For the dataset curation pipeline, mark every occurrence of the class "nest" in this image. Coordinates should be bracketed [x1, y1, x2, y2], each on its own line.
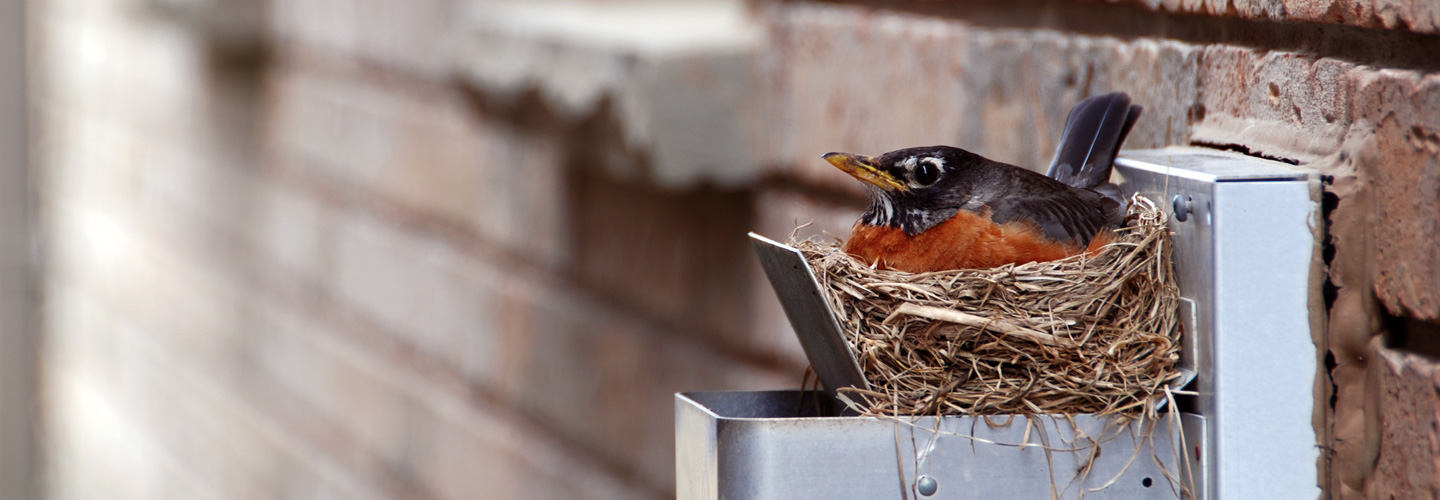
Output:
[795, 195, 1182, 418]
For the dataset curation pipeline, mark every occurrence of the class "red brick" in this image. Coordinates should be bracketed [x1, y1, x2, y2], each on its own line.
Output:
[1194, 47, 1356, 161]
[55, 158, 792, 496]
[252, 181, 331, 285]
[488, 246, 793, 492]
[254, 302, 659, 500]
[1352, 71, 1440, 321]
[44, 188, 683, 498]
[761, 4, 1200, 187]
[1312, 68, 1440, 495]
[1369, 346, 1440, 498]
[318, 200, 793, 492]
[265, 64, 571, 270]
[268, 0, 460, 78]
[566, 171, 760, 357]
[1122, 0, 1437, 33]
[263, 65, 480, 223]
[330, 209, 491, 369]
[42, 284, 388, 500]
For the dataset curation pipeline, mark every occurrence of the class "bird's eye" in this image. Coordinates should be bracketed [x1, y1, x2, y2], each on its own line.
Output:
[914, 159, 940, 186]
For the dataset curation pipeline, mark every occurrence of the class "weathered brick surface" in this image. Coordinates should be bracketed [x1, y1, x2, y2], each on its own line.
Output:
[36, 1, 792, 499]
[265, 62, 572, 271]
[761, 3, 1200, 188]
[1310, 67, 1440, 497]
[43, 214, 654, 500]
[249, 295, 661, 500]
[1352, 70, 1440, 322]
[318, 192, 792, 491]
[46, 151, 783, 497]
[1369, 346, 1440, 498]
[43, 225, 391, 499]
[54, 124, 791, 494]
[268, 0, 460, 78]
[1193, 46, 1356, 161]
[1199, 51, 1440, 500]
[566, 171, 768, 359]
[1111, 0, 1440, 32]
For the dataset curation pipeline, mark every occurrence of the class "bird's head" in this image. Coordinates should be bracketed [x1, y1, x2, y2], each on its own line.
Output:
[824, 146, 982, 235]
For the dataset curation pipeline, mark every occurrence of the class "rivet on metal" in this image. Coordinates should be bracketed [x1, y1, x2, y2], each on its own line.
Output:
[917, 475, 938, 496]
[1172, 195, 1194, 222]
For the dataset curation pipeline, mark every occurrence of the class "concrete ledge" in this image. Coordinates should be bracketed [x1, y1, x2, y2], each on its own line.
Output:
[453, 1, 765, 188]
[141, 0, 266, 54]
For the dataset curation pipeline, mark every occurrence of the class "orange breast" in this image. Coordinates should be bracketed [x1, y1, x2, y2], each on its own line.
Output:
[842, 209, 1111, 273]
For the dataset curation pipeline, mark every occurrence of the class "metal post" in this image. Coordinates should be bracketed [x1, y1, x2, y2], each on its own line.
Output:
[0, 0, 36, 497]
[1115, 149, 1322, 499]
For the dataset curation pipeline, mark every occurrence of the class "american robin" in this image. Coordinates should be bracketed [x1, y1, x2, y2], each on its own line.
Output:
[824, 93, 1143, 273]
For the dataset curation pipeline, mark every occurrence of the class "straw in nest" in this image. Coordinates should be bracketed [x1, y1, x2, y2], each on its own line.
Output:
[794, 194, 1182, 418]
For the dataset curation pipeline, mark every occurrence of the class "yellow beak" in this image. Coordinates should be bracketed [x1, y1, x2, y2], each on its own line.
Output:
[823, 152, 907, 192]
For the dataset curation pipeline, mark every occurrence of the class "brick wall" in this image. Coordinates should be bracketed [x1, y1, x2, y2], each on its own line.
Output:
[31, 0, 1439, 499]
[33, 1, 791, 498]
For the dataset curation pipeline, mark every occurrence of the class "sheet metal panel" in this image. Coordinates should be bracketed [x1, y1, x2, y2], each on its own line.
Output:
[749, 233, 868, 401]
[678, 391, 1190, 500]
[1116, 148, 1320, 499]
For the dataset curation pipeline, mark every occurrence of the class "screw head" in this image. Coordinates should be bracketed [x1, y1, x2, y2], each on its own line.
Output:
[917, 475, 938, 496]
[1172, 195, 1194, 222]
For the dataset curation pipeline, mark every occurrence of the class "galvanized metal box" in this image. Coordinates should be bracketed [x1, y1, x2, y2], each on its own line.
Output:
[677, 390, 1205, 499]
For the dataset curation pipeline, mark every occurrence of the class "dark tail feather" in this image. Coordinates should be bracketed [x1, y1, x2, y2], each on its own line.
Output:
[1044, 92, 1143, 191]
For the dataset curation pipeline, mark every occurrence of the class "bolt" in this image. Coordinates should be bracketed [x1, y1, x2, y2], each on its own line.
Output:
[1172, 195, 1194, 222]
[917, 475, 938, 496]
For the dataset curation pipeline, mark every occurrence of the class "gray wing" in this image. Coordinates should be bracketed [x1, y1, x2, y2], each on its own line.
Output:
[987, 192, 1120, 247]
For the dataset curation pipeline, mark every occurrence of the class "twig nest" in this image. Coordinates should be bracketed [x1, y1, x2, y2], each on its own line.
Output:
[795, 195, 1182, 417]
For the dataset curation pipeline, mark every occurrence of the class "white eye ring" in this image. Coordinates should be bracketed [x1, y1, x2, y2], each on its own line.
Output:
[913, 158, 941, 186]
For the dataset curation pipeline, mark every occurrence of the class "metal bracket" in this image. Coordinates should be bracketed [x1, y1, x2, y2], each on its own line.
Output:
[749, 232, 868, 399]
[1114, 148, 1319, 499]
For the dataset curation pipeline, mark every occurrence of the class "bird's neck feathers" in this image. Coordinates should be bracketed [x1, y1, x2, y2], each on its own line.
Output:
[860, 192, 960, 237]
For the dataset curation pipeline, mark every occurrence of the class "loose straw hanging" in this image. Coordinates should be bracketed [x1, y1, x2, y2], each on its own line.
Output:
[795, 195, 1182, 417]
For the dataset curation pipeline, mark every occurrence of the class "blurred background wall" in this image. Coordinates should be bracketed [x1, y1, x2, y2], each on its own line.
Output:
[20, 0, 1440, 499]
[2, 0, 36, 498]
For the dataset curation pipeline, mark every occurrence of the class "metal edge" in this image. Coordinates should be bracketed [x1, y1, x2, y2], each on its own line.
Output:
[748, 232, 869, 399]
[1115, 156, 1221, 183]
[1181, 413, 1210, 500]
[1118, 148, 1311, 183]
[675, 393, 719, 500]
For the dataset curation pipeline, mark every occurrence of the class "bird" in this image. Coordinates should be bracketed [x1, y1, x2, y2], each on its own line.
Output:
[824, 92, 1143, 273]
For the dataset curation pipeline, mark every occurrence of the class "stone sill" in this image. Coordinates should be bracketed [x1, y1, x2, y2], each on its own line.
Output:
[453, 1, 766, 189]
